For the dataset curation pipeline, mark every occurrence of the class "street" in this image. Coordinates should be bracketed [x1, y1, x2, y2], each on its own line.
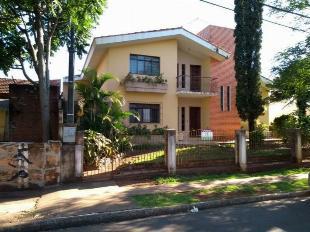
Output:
[51, 197, 310, 232]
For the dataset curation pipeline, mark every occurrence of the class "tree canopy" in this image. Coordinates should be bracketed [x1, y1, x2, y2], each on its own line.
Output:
[234, 0, 265, 131]
[269, 57, 310, 118]
[0, 0, 106, 141]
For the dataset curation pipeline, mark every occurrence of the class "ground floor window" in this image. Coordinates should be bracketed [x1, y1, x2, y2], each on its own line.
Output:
[129, 103, 160, 123]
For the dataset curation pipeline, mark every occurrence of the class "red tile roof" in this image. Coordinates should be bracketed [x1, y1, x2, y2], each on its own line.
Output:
[0, 78, 61, 95]
[197, 25, 235, 53]
[0, 78, 30, 94]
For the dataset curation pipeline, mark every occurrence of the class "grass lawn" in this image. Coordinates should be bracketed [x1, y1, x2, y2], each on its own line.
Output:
[132, 178, 309, 208]
[155, 167, 310, 185]
[247, 147, 291, 157]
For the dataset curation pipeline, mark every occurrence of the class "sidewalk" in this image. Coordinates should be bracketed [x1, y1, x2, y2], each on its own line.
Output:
[0, 173, 308, 227]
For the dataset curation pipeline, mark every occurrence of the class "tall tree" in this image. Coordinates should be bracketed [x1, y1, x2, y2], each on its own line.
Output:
[270, 39, 310, 120]
[0, 0, 106, 141]
[234, 0, 265, 132]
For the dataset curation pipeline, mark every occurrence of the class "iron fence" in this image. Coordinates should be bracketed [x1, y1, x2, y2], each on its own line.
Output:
[247, 130, 292, 163]
[176, 130, 235, 168]
[83, 135, 166, 178]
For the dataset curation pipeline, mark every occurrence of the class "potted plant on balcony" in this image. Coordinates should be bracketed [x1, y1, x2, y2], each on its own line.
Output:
[123, 73, 168, 93]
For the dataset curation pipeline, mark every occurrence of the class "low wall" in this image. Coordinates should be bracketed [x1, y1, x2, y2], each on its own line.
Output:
[0, 141, 61, 191]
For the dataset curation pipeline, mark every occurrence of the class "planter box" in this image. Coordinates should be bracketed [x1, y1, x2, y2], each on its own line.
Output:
[124, 81, 168, 93]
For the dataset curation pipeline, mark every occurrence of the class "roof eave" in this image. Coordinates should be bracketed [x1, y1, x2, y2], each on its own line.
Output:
[82, 27, 230, 74]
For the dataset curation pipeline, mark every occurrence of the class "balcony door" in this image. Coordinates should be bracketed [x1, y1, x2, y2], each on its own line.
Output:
[190, 65, 201, 92]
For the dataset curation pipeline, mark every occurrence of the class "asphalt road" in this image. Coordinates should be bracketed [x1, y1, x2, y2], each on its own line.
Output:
[51, 197, 310, 232]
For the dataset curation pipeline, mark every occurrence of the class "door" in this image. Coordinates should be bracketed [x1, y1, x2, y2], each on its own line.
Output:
[189, 107, 201, 136]
[190, 65, 201, 92]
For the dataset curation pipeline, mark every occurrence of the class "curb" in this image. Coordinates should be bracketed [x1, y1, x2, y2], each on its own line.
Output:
[1, 190, 310, 232]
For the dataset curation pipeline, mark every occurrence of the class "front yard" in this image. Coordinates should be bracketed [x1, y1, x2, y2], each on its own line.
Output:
[124, 143, 290, 166]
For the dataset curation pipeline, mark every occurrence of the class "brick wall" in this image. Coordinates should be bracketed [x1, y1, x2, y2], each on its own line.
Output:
[198, 25, 242, 135]
[9, 84, 60, 142]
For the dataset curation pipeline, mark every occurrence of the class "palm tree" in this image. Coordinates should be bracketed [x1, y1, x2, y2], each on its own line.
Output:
[76, 69, 134, 150]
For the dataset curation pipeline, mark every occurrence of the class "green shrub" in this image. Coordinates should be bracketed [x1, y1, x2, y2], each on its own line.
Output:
[128, 124, 151, 136]
[83, 130, 118, 166]
[249, 124, 266, 148]
[151, 125, 167, 135]
[270, 114, 298, 140]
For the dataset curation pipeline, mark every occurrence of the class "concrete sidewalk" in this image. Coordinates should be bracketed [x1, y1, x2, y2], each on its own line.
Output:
[0, 173, 308, 227]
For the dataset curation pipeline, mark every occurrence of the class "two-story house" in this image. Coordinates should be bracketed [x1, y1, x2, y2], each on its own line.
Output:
[83, 26, 270, 137]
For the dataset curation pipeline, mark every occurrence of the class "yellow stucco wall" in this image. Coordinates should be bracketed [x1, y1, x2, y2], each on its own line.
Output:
[95, 39, 179, 130]
[257, 84, 270, 126]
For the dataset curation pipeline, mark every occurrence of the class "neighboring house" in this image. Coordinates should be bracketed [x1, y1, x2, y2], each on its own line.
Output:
[83, 26, 271, 136]
[0, 78, 61, 142]
[0, 78, 30, 141]
[198, 25, 271, 131]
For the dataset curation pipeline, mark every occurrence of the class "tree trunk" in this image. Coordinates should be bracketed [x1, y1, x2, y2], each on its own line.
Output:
[248, 118, 256, 149]
[248, 118, 256, 132]
[296, 99, 307, 121]
[35, 7, 50, 142]
[45, 37, 51, 140]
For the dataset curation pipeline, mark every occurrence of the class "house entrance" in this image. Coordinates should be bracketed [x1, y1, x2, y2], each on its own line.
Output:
[189, 107, 201, 136]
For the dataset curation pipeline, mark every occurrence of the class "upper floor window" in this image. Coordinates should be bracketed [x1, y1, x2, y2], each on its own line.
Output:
[227, 86, 231, 111]
[220, 86, 224, 112]
[130, 54, 160, 76]
[129, 103, 160, 123]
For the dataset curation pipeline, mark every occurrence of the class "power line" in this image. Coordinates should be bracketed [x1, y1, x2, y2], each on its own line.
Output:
[199, 0, 307, 33]
[263, 3, 310, 19]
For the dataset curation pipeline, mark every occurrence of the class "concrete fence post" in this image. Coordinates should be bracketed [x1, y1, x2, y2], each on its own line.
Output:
[75, 131, 84, 178]
[238, 129, 247, 171]
[165, 129, 176, 175]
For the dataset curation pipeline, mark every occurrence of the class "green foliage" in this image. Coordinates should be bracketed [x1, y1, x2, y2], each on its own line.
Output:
[76, 70, 134, 154]
[128, 125, 151, 136]
[124, 73, 167, 84]
[268, 0, 310, 15]
[127, 124, 167, 136]
[0, 0, 106, 141]
[0, 0, 106, 67]
[151, 125, 168, 135]
[234, 0, 265, 131]
[299, 115, 310, 143]
[132, 178, 309, 207]
[270, 114, 298, 139]
[83, 129, 117, 166]
[270, 51, 310, 120]
[249, 124, 266, 148]
[155, 167, 310, 185]
[270, 114, 310, 143]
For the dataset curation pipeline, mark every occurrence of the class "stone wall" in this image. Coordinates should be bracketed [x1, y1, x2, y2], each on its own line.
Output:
[0, 141, 61, 191]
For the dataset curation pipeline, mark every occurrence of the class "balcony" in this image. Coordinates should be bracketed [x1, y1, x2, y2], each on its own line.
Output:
[123, 73, 168, 93]
[176, 75, 218, 97]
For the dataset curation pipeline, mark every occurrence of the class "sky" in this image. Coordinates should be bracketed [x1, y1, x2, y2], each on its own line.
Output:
[3, 0, 308, 81]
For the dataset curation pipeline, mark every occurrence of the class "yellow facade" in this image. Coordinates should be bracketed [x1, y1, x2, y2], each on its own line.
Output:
[96, 39, 179, 129]
[93, 37, 270, 131]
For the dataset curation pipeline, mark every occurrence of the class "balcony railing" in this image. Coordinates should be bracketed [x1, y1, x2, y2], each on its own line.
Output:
[176, 75, 217, 97]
